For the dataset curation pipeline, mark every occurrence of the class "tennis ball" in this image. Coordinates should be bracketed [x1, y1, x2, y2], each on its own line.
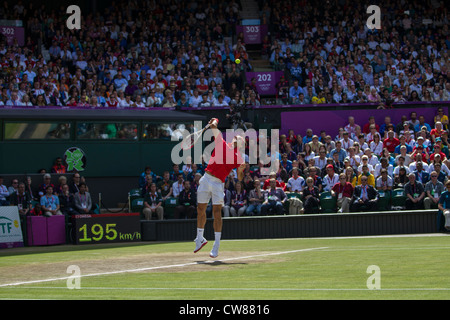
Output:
[235, 58, 241, 64]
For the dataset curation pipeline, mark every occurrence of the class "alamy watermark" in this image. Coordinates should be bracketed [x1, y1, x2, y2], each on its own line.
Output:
[66, 265, 81, 289]
[65, 4, 380, 32]
[366, 265, 381, 289]
[66, 5, 81, 30]
[366, 5, 381, 30]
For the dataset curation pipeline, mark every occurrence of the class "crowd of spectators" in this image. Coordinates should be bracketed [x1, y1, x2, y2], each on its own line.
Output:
[133, 107, 450, 233]
[0, 0, 448, 108]
[0, 0, 262, 109]
[2, 108, 450, 230]
[1, 0, 450, 233]
[0, 170, 94, 217]
[264, 0, 450, 106]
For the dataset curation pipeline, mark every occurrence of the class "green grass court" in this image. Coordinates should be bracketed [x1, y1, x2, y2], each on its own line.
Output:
[1, 234, 450, 300]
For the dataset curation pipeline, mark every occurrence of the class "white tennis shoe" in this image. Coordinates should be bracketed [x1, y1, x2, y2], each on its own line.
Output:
[209, 243, 220, 258]
[193, 237, 208, 253]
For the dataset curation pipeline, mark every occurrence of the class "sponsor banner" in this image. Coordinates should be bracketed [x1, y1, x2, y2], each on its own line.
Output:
[0, 206, 24, 249]
[0, 26, 25, 46]
[245, 71, 284, 96]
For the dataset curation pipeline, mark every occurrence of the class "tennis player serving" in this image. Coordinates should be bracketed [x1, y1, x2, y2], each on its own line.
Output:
[194, 118, 246, 258]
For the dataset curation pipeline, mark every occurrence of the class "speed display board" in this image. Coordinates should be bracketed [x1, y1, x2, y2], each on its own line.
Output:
[72, 213, 141, 244]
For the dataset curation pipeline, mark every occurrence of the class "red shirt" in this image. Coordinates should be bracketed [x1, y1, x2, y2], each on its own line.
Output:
[383, 137, 400, 152]
[363, 123, 380, 134]
[430, 129, 443, 139]
[331, 182, 354, 198]
[205, 134, 244, 183]
[430, 151, 446, 161]
[263, 179, 283, 190]
[51, 165, 66, 174]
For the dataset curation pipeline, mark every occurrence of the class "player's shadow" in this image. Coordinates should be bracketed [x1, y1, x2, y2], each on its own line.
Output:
[195, 260, 247, 266]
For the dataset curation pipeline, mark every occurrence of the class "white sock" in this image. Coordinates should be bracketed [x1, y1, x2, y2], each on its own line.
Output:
[214, 232, 221, 245]
[197, 228, 204, 239]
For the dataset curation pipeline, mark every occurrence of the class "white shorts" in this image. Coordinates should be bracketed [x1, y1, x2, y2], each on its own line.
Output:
[197, 173, 225, 206]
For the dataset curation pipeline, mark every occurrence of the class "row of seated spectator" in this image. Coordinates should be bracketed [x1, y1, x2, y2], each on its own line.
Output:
[0, 0, 257, 109]
[132, 107, 450, 220]
[262, 0, 449, 106]
[135, 160, 450, 221]
[0, 172, 95, 216]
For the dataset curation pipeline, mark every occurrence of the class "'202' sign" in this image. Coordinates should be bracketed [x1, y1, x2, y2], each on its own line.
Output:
[256, 73, 272, 82]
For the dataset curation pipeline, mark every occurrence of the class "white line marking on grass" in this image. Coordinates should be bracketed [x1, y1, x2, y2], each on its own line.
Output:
[5, 287, 450, 292]
[0, 247, 328, 288]
[227, 233, 450, 241]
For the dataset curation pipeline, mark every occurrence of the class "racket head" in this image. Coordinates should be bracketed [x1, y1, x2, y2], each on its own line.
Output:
[180, 133, 195, 150]
[180, 123, 211, 151]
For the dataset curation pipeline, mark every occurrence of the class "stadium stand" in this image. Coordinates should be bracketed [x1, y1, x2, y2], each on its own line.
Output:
[0, 0, 449, 233]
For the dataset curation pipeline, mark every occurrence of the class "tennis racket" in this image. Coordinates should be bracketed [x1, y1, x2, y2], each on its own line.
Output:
[180, 119, 217, 151]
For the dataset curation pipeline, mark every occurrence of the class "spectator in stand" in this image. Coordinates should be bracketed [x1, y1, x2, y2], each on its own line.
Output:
[363, 117, 380, 135]
[376, 169, 394, 193]
[157, 171, 174, 201]
[229, 181, 247, 217]
[54, 176, 68, 196]
[189, 89, 202, 108]
[172, 173, 185, 198]
[246, 179, 265, 216]
[383, 130, 400, 153]
[330, 141, 347, 162]
[350, 175, 378, 212]
[435, 108, 449, 130]
[51, 157, 67, 174]
[40, 185, 62, 217]
[306, 166, 323, 192]
[139, 166, 158, 190]
[404, 173, 426, 210]
[69, 173, 81, 195]
[323, 164, 339, 192]
[356, 164, 376, 187]
[9, 182, 32, 216]
[175, 180, 197, 219]
[74, 182, 93, 214]
[286, 167, 305, 193]
[430, 122, 445, 144]
[143, 183, 164, 220]
[25, 176, 37, 201]
[276, 76, 290, 104]
[38, 174, 55, 197]
[58, 183, 76, 216]
[331, 173, 354, 213]
[261, 178, 286, 215]
[30, 203, 44, 216]
[7, 178, 18, 197]
[302, 177, 321, 214]
[424, 171, 445, 210]
[289, 80, 303, 104]
[413, 161, 430, 185]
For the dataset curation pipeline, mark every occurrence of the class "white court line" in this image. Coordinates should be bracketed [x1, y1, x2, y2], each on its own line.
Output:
[0, 247, 328, 288]
[227, 233, 450, 241]
[4, 287, 450, 292]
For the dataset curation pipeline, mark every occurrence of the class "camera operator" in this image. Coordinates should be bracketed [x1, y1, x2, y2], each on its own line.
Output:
[226, 100, 253, 130]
